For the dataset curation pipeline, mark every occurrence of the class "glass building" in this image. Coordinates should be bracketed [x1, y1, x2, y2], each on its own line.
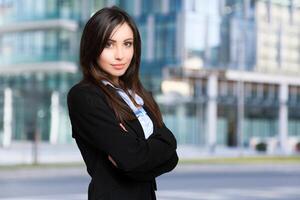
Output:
[0, 0, 300, 154]
[0, 0, 84, 146]
[158, 0, 300, 153]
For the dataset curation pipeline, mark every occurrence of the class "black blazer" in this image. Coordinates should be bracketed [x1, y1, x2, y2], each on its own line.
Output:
[67, 81, 178, 200]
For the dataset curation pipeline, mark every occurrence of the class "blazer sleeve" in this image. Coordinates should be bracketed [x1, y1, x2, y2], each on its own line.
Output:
[67, 85, 177, 172]
[120, 152, 178, 181]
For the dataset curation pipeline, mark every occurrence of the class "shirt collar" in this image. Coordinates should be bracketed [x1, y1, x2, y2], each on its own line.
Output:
[101, 80, 120, 90]
[101, 80, 144, 106]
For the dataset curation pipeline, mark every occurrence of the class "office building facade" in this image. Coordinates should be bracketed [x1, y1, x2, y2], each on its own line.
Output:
[159, 0, 300, 153]
[0, 0, 300, 153]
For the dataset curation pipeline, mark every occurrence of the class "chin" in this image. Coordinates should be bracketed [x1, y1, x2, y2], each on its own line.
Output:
[111, 73, 125, 78]
[114, 70, 127, 76]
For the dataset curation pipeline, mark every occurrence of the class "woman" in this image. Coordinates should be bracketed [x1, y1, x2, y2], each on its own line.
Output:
[67, 6, 178, 200]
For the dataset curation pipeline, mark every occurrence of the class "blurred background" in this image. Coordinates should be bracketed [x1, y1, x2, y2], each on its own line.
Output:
[1, 0, 300, 161]
[0, 0, 300, 200]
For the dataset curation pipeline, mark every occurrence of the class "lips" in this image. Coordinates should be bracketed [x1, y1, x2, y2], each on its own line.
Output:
[111, 64, 125, 69]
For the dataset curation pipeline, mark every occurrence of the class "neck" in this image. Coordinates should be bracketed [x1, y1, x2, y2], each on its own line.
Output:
[111, 77, 119, 86]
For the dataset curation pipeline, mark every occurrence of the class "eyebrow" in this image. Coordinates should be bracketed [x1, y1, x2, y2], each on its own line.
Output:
[107, 38, 134, 42]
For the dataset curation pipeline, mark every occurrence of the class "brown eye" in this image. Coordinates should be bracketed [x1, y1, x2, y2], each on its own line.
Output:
[124, 42, 133, 47]
[105, 42, 113, 48]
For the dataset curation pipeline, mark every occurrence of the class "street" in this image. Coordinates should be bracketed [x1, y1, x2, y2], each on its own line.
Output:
[0, 164, 299, 200]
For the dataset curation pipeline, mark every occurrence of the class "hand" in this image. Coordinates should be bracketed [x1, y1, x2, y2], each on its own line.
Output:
[108, 155, 118, 167]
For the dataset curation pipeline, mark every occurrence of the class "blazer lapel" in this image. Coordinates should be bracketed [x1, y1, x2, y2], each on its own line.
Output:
[105, 84, 145, 138]
[124, 104, 158, 139]
[124, 119, 145, 139]
[104, 84, 155, 139]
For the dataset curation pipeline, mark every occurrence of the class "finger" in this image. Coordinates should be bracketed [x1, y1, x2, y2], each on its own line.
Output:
[119, 123, 128, 132]
[108, 155, 118, 167]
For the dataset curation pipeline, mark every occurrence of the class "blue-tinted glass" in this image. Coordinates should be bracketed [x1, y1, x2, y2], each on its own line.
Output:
[119, 0, 135, 15]
[0, 30, 76, 64]
[169, 0, 182, 13]
[0, 0, 82, 24]
[141, 0, 153, 15]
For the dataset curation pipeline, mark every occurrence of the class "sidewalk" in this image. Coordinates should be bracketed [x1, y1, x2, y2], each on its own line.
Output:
[0, 141, 82, 165]
[0, 142, 298, 166]
[1, 162, 300, 181]
[0, 141, 296, 166]
[1, 142, 300, 181]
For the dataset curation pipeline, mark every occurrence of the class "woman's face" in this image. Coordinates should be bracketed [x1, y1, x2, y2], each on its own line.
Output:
[98, 22, 134, 84]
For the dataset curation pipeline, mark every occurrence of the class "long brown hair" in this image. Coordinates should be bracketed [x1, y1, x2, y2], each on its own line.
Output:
[79, 6, 163, 128]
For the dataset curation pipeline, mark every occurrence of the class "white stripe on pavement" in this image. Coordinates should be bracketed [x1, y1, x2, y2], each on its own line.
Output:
[157, 190, 226, 200]
[0, 194, 85, 200]
[1, 187, 300, 200]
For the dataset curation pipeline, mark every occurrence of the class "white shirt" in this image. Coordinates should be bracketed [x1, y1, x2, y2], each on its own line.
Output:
[102, 80, 154, 139]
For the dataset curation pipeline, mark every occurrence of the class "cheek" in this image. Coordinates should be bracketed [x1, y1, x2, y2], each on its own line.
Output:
[98, 51, 111, 65]
[127, 49, 134, 60]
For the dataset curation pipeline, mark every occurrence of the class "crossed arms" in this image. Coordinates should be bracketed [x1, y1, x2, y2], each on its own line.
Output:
[67, 84, 178, 181]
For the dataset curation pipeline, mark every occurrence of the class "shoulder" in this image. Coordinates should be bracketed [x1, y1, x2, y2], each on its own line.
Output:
[68, 80, 101, 95]
[67, 81, 106, 109]
[68, 81, 106, 99]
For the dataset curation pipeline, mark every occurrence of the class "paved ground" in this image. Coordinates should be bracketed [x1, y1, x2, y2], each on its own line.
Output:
[0, 164, 299, 200]
[0, 142, 261, 165]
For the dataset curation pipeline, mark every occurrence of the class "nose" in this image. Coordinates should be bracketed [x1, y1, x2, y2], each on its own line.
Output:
[114, 46, 124, 60]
